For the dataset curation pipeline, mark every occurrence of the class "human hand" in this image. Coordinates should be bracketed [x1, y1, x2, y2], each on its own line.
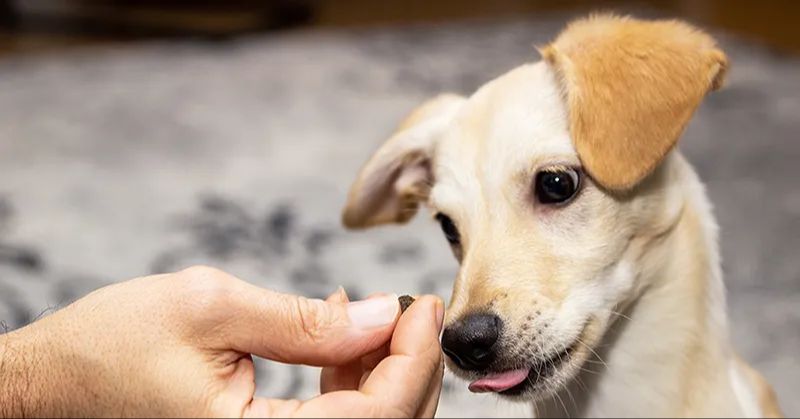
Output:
[0, 266, 444, 418]
[319, 290, 444, 418]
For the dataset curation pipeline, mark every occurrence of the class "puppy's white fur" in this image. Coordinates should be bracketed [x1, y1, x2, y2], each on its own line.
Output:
[342, 15, 782, 418]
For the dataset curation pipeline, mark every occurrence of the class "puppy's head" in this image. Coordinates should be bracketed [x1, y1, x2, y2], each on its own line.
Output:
[342, 15, 727, 400]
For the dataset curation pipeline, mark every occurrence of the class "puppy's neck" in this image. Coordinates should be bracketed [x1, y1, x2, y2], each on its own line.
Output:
[534, 154, 740, 417]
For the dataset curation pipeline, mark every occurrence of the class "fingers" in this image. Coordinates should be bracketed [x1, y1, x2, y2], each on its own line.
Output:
[247, 392, 379, 418]
[360, 295, 445, 417]
[320, 344, 388, 393]
[240, 287, 397, 366]
[320, 363, 358, 394]
[320, 290, 387, 394]
[175, 267, 444, 417]
[180, 266, 400, 367]
[416, 355, 444, 418]
[248, 296, 445, 418]
[320, 287, 359, 393]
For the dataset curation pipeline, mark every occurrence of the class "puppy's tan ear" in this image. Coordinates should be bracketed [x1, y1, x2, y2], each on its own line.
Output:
[540, 15, 728, 191]
[342, 94, 465, 229]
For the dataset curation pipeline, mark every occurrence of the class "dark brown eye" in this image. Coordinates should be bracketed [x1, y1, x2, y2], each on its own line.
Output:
[435, 213, 460, 245]
[535, 168, 580, 204]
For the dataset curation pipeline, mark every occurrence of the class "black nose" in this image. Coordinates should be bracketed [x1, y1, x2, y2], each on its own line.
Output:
[441, 313, 501, 371]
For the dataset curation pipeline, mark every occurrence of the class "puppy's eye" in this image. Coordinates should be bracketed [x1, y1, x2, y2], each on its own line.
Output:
[435, 213, 460, 245]
[535, 168, 580, 204]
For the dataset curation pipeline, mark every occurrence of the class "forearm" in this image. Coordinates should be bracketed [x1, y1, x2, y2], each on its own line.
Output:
[0, 329, 36, 418]
[0, 323, 75, 418]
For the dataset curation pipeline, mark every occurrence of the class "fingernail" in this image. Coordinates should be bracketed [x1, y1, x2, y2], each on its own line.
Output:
[347, 294, 399, 329]
[435, 298, 445, 332]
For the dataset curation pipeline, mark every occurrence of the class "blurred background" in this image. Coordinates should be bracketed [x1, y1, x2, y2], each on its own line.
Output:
[0, 0, 798, 417]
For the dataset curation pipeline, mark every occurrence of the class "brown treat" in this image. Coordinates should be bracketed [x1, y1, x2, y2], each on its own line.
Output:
[398, 295, 415, 313]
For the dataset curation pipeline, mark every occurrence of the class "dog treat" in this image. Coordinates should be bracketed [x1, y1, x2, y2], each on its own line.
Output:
[398, 295, 415, 313]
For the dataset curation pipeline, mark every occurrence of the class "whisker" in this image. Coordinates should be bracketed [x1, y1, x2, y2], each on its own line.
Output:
[575, 337, 610, 373]
[553, 388, 570, 418]
[609, 309, 634, 322]
[574, 375, 589, 393]
[564, 382, 579, 414]
[577, 366, 602, 376]
[553, 339, 580, 414]
[581, 359, 609, 366]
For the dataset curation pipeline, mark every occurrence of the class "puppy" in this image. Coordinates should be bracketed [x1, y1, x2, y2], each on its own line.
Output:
[341, 15, 782, 418]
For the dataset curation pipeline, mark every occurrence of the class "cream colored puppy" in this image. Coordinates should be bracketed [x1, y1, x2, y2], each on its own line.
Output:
[341, 15, 782, 418]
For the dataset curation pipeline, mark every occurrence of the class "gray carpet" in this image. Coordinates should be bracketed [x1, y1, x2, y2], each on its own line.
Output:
[0, 13, 798, 417]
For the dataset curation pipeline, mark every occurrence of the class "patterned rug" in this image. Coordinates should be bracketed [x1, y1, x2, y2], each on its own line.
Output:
[0, 12, 798, 417]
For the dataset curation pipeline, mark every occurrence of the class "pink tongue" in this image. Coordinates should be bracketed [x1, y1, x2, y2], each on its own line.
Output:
[468, 368, 530, 393]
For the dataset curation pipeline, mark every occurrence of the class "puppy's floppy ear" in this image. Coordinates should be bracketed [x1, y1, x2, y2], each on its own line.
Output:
[540, 15, 728, 191]
[342, 94, 465, 229]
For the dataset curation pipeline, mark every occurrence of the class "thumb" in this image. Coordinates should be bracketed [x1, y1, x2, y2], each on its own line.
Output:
[221, 282, 400, 366]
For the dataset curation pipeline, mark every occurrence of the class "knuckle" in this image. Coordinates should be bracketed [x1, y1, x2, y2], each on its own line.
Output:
[293, 296, 337, 343]
[178, 265, 236, 309]
[180, 264, 229, 282]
